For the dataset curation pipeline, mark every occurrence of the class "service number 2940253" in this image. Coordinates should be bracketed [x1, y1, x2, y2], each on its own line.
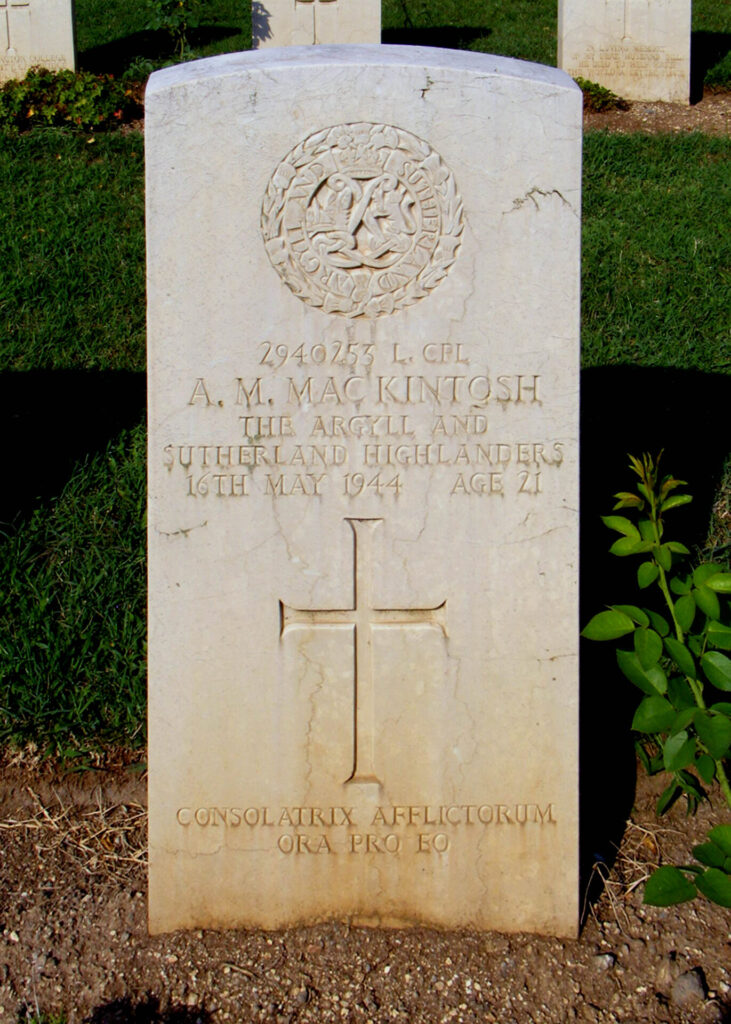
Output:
[259, 341, 375, 370]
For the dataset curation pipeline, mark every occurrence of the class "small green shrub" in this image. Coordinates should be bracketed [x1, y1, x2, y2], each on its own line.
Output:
[0, 68, 141, 135]
[145, 0, 200, 59]
[575, 76, 630, 112]
[583, 453, 731, 908]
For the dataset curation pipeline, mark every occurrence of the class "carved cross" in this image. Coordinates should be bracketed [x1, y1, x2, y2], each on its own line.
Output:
[294, 0, 338, 44]
[280, 518, 447, 786]
[1, 0, 30, 54]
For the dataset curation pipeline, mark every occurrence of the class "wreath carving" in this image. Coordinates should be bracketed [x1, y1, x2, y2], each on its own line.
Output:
[261, 123, 464, 319]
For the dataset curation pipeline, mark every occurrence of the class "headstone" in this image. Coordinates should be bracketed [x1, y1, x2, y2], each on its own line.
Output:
[146, 45, 582, 938]
[252, 0, 380, 47]
[0, 0, 75, 84]
[558, 0, 691, 104]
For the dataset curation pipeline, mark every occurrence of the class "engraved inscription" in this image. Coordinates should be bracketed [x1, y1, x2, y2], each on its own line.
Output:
[568, 44, 683, 82]
[279, 518, 447, 785]
[165, 353, 568, 501]
[262, 123, 464, 318]
[174, 801, 559, 856]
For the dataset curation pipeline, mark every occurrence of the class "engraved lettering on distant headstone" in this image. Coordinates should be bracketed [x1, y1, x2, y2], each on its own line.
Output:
[1, 0, 30, 55]
[262, 122, 464, 319]
[279, 518, 447, 785]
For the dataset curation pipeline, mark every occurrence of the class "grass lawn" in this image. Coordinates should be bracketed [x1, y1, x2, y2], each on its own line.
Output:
[70, 0, 731, 83]
[0, 3, 729, 756]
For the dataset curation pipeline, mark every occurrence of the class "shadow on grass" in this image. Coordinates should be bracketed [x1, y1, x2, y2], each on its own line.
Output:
[578, 365, 730, 915]
[79, 26, 244, 77]
[86, 996, 211, 1023]
[0, 370, 145, 527]
[691, 31, 731, 102]
[382, 25, 492, 49]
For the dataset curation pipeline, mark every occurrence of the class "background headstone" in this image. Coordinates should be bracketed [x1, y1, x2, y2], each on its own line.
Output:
[558, 0, 691, 103]
[252, 0, 380, 47]
[146, 45, 582, 938]
[0, 0, 75, 84]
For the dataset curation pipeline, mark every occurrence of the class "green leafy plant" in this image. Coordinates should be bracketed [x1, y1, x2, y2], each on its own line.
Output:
[0, 68, 140, 134]
[644, 824, 731, 906]
[145, 0, 200, 59]
[582, 453, 731, 907]
[574, 76, 630, 112]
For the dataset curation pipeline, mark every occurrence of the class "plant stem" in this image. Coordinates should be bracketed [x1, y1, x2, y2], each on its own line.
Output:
[716, 761, 731, 810]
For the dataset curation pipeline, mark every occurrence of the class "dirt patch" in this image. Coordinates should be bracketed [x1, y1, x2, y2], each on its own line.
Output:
[0, 757, 729, 1024]
[583, 89, 731, 135]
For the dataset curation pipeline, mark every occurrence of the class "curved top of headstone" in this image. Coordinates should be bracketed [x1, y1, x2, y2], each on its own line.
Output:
[146, 44, 580, 98]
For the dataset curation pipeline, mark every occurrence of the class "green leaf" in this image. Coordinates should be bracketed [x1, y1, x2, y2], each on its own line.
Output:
[646, 664, 669, 696]
[710, 702, 731, 715]
[675, 593, 696, 632]
[660, 495, 693, 512]
[656, 781, 680, 815]
[601, 515, 640, 538]
[632, 696, 676, 733]
[670, 574, 692, 595]
[708, 825, 731, 857]
[659, 476, 686, 498]
[638, 519, 654, 542]
[610, 536, 647, 557]
[634, 628, 663, 669]
[693, 563, 722, 586]
[694, 585, 721, 620]
[617, 649, 666, 695]
[655, 544, 672, 571]
[666, 541, 690, 554]
[664, 637, 696, 678]
[613, 492, 643, 510]
[647, 610, 670, 637]
[695, 711, 731, 759]
[582, 610, 636, 641]
[705, 572, 731, 593]
[644, 866, 696, 906]
[701, 652, 731, 692]
[670, 707, 696, 733]
[663, 731, 696, 771]
[667, 675, 695, 709]
[695, 869, 731, 907]
[637, 561, 659, 589]
[677, 770, 704, 807]
[612, 604, 650, 628]
[695, 754, 716, 785]
[708, 621, 731, 651]
[693, 842, 726, 869]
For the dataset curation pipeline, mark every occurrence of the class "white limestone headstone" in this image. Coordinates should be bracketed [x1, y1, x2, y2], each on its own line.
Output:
[0, 0, 75, 84]
[146, 45, 582, 938]
[252, 0, 380, 47]
[558, 0, 691, 104]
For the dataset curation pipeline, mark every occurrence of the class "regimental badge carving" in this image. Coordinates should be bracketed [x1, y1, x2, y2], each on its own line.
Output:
[261, 123, 465, 319]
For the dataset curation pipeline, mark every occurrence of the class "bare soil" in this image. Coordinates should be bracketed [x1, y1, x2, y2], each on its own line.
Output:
[0, 754, 729, 1024]
[582, 90, 731, 135]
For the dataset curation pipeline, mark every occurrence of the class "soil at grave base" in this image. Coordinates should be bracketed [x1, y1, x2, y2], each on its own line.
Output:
[0, 753, 729, 1024]
[581, 89, 731, 135]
